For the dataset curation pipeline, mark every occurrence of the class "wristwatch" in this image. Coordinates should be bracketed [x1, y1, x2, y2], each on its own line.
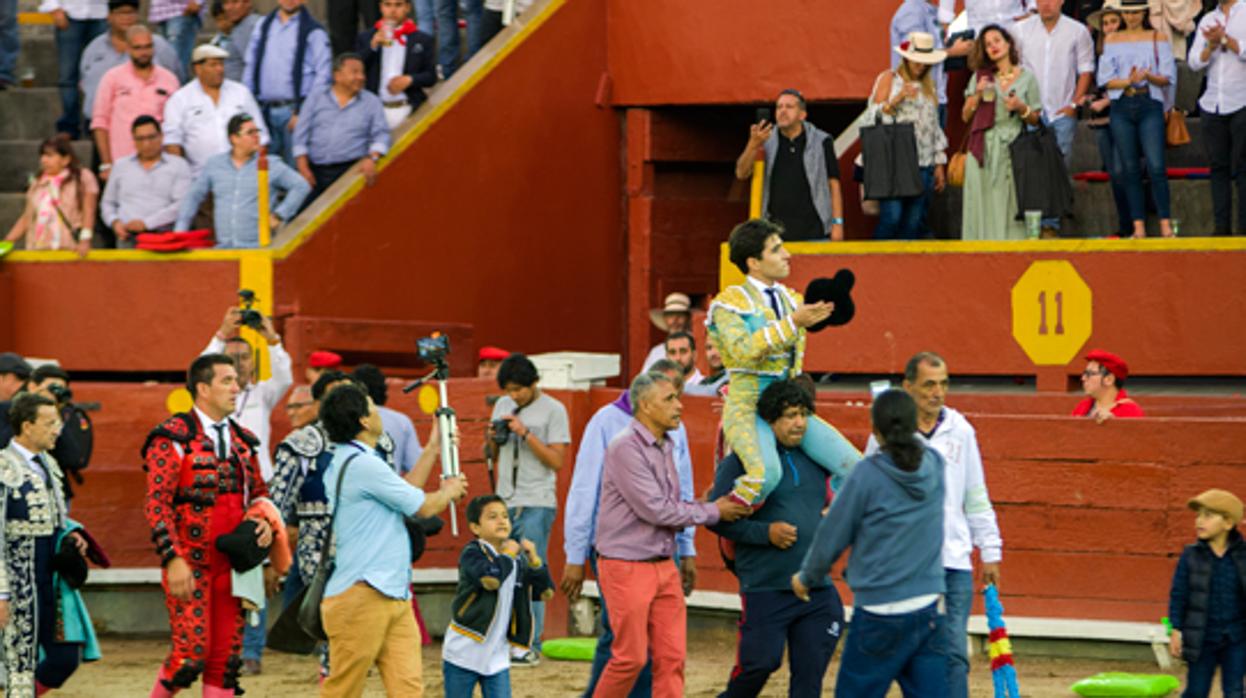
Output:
[77, 228, 93, 242]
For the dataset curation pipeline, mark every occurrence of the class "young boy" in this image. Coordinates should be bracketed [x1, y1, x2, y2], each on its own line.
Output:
[443, 495, 555, 696]
[1168, 488, 1246, 698]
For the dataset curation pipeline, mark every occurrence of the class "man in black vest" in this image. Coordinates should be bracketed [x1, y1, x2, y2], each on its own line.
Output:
[356, 0, 435, 129]
[242, 0, 331, 166]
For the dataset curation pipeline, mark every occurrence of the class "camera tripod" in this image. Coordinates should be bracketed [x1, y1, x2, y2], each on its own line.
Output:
[403, 358, 462, 536]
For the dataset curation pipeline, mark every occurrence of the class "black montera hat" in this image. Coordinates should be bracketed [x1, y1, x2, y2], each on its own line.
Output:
[803, 269, 856, 332]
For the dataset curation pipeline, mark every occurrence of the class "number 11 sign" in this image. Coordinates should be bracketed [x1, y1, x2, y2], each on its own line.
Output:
[1010, 260, 1093, 365]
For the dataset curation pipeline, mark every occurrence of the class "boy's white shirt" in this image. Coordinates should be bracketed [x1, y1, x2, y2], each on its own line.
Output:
[442, 539, 519, 677]
[865, 406, 1003, 570]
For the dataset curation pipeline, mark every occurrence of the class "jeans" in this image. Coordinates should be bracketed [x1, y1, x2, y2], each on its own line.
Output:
[1182, 631, 1246, 698]
[836, 602, 948, 698]
[413, 0, 434, 34]
[943, 569, 974, 698]
[0, 0, 17, 83]
[433, 0, 482, 78]
[158, 14, 201, 80]
[875, 166, 935, 240]
[242, 606, 267, 661]
[719, 587, 844, 698]
[585, 550, 653, 698]
[1201, 107, 1246, 235]
[443, 661, 512, 698]
[1111, 94, 1170, 223]
[260, 103, 297, 168]
[54, 18, 107, 137]
[1095, 126, 1133, 236]
[509, 505, 555, 651]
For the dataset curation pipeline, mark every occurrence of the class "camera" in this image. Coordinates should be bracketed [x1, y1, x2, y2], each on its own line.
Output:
[237, 289, 264, 330]
[490, 418, 512, 445]
[417, 332, 450, 366]
[46, 382, 73, 405]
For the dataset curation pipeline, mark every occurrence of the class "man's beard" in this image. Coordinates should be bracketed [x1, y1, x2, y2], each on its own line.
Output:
[131, 56, 152, 69]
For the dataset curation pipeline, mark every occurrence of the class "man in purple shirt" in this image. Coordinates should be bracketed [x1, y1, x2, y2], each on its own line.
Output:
[594, 371, 750, 697]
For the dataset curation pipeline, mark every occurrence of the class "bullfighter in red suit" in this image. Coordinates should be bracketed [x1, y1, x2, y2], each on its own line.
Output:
[142, 353, 275, 697]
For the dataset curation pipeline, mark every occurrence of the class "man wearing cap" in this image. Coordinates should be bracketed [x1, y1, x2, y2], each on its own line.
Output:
[92, 25, 181, 175]
[477, 346, 509, 380]
[641, 292, 691, 371]
[40, 0, 108, 139]
[80, 0, 183, 120]
[306, 350, 342, 384]
[0, 352, 31, 402]
[163, 43, 269, 177]
[1073, 349, 1144, 422]
[1168, 488, 1245, 697]
[99, 115, 193, 247]
[734, 89, 845, 241]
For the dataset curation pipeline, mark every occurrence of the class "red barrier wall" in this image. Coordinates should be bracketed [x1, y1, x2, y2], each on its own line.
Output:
[73, 380, 1245, 638]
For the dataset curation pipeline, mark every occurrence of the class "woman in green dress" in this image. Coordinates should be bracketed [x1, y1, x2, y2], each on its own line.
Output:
[960, 24, 1042, 240]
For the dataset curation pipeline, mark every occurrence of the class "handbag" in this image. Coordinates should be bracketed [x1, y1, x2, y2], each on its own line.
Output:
[1009, 122, 1074, 221]
[296, 452, 360, 642]
[1166, 109, 1190, 147]
[860, 94, 924, 200]
[947, 127, 970, 188]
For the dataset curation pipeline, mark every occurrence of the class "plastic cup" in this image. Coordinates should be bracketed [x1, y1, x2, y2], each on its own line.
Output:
[982, 81, 996, 102]
[1024, 210, 1042, 239]
[1170, 218, 1180, 237]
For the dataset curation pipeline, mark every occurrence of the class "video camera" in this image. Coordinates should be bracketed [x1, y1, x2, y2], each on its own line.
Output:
[417, 332, 450, 367]
[237, 289, 264, 331]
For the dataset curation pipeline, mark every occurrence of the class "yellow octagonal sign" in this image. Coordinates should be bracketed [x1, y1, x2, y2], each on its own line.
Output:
[1011, 260, 1093, 366]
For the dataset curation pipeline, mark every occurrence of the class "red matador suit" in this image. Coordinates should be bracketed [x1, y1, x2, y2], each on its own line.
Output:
[141, 413, 271, 696]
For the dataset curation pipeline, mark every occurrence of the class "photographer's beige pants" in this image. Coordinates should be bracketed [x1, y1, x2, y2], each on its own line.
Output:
[321, 582, 423, 697]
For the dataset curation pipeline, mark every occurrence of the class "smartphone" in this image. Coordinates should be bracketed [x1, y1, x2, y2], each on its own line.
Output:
[755, 107, 771, 125]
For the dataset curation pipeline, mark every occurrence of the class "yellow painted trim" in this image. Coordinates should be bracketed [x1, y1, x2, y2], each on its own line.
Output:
[238, 253, 274, 381]
[18, 12, 52, 25]
[719, 237, 1246, 291]
[271, 0, 568, 260]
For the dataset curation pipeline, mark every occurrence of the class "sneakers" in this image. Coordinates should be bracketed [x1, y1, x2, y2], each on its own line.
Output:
[510, 650, 540, 668]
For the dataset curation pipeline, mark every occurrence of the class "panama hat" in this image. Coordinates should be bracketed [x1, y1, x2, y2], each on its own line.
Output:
[1086, 0, 1125, 31]
[894, 32, 947, 65]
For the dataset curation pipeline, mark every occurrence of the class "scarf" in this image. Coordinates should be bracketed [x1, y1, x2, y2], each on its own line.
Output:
[376, 18, 417, 45]
[31, 170, 71, 250]
[968, 68, 998, 166]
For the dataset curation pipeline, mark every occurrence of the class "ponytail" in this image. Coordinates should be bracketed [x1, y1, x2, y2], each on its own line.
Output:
[871, 389, 924, 472]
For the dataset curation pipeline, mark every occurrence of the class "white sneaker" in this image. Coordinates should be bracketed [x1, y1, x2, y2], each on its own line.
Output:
[510, 650, 540, 667]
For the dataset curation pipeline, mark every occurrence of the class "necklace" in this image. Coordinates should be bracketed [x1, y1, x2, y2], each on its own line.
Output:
[996, 65, 1018, 83]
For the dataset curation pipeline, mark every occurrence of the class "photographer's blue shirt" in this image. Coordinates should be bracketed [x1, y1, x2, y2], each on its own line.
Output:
[324, 440, 425, 600]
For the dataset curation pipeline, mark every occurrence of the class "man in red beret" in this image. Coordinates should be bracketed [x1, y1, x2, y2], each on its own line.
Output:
[305, 350, 343, 384]
[1072, 349, 1144, 422]
[477, 346, 509, 380]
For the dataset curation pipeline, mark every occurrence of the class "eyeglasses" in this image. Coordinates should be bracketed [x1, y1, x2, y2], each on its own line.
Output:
[286, 401, 313, 410]
[1081, 369, 1108, 378]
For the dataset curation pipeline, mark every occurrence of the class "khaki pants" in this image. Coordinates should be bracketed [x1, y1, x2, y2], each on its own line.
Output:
[321, 582, 423, 697]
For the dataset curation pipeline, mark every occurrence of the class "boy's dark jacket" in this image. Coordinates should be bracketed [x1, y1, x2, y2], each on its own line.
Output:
[449, 540, 555, 649]
[1169, 528, 1246, 663]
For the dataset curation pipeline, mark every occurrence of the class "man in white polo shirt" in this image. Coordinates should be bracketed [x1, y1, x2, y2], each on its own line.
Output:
[163, 43, 269, 175]
[1012, 0, 1094, 165]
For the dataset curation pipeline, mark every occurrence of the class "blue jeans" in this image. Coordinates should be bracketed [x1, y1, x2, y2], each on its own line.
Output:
[509, 505, 554, 651]
[54, 18, 106, 137]
[943, 570, 974, 698]
[443, 660, 511, 698]
[260, 103, 297, 168]
[0, 0, 17, 83]
[158, 14, 201, 78]
[836, 602, 948, 698]
[1110, 94, 1170, 223]
[1095, 126, 1132, 236]
[586, 550, 652, 698]
[875, 166, 935, 240]
[1183, 631, 1246, 698]
[413, 0, 434, 36]
[242, 606, 267, 661]
[433, 0, 482, 77]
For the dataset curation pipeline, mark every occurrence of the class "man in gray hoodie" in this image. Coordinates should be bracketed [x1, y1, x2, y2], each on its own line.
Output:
[793, 389, 947, 697]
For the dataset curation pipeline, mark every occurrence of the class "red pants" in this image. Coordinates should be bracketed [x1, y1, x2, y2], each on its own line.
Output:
[593, 558, 687, 698]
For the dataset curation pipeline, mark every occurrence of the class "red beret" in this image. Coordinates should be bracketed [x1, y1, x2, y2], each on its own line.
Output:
[478, 346, 510, 362]
[1085, 349, 1128, 381]
[308, 350, 343, 369]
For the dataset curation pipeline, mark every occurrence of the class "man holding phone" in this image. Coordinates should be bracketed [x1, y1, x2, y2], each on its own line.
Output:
[735, 89, 845, 241]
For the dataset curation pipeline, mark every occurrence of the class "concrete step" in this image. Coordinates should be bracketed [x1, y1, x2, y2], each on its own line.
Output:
[0, 88, 63, 140]
[13, 36, 58, 88]
[928, 178, 1219, 238]
[1070, 118, 1208, 173]
[0, 140, 94, 192]
[0, 193, 28, 238]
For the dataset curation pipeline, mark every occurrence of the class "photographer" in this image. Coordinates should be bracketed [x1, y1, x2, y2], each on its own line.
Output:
[200, 303, 293, 482]
[484, 353, 570, 666]
[30, 365, 94, 502]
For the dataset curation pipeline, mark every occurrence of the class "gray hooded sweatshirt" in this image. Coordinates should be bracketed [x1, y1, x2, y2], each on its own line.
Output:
[798, 447, 946, 607]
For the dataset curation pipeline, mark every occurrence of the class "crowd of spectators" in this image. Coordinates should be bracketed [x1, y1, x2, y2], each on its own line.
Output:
[2, 0, 530, 253]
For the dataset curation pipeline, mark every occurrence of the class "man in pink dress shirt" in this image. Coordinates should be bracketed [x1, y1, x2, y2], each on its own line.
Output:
[592, 371, 751, 698]
[91, 24, 179, 178]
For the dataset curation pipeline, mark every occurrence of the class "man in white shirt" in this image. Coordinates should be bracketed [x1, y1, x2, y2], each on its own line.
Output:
[1012, 0, 1094, 164]
[663, 331, 704, 386]
[641, 291, 691, 371]
[939, 0, 1034, 33]
[164, 44, 269, 176]
[1188, 0, 1246, 236]
[357, 0, 436, 129]
[865, 351, 1003, 698]
[200, 304, 293, 481]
